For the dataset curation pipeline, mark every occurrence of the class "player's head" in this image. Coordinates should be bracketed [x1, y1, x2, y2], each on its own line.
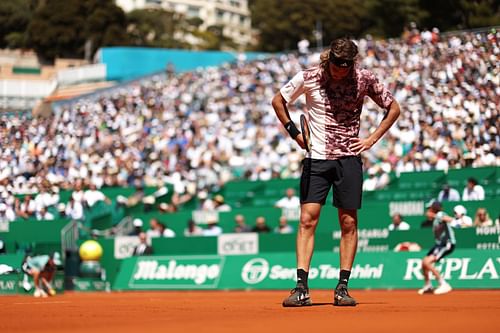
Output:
[425, 200, 442, 219]
[322, 37, 358, 80]
[50, 252, 62, 265]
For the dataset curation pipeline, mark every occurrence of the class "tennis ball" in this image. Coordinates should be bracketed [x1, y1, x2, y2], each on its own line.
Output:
[79, 240, 103, 261]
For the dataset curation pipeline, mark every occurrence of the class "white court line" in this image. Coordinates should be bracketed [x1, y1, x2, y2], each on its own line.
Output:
[14, 301, 70, 305]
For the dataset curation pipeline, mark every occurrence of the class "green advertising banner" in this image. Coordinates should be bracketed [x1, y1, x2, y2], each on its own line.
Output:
[0, 272, 65, 295]
[113, 250, 500, 291]
[116, 255, 225, 290]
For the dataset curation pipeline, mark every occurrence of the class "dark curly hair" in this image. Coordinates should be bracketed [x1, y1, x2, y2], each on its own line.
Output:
[320, 37, 358, 85]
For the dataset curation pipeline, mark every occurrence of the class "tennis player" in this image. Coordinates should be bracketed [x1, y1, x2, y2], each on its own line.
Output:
[22, 252, 61, 297]
[272, 37, 400, 306]
[418, 200, 455, 295]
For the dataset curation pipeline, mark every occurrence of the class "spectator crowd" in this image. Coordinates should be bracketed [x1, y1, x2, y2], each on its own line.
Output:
[0, 27, 498, 226]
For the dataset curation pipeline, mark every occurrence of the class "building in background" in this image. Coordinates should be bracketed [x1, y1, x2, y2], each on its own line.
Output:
[115, 0, 253, 49]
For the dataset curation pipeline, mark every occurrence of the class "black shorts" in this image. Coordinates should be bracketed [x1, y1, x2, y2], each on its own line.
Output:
[427, 242, 455, 262]
[300, 156, 363, 209]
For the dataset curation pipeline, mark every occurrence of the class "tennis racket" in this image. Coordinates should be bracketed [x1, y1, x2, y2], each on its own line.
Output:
[300, 114, 312, 153]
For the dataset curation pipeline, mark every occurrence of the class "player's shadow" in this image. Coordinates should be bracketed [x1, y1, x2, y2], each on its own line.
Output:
[310, 302, 332, 306]
[311, 301, 387, 306]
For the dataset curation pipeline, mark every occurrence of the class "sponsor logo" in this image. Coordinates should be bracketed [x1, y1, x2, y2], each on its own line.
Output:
[0, 279, 16, 291]
[241, 258, 269, 284]
[389, 201, 424, 216]
[114, 236, 141, 259]
[132, 258, 221, 286]
[218, 233, 258, 255]
[476, 225, 500, 235]
[476, 242, 500, 250]
[404, 257, 500, 280]
[333, 228, 389, 240]
[192, 210, 219, 225]
[241, 258, 384, 285]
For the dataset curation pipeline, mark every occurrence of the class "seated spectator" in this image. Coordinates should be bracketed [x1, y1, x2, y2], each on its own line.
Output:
[388, 213, 410, 231]
[162, 223, 176, 238]
[437, 183, 460, 202]
[146, 218, 164, 238]
[252, 216, 271, 233]
[129, 218, 144, 236]
[274, 216, 294, 234]
[56, 203, 66, 218]
[198, 191, 215, 211]
[34, 182, 59, 214]
[83, 183, 111, 208]
[450, 205, 473, 228]
[133, 232, 153, 256]
[71, 180, 85, 205]
[362, 165, 390, 191]
[15, 195, 36, 219]
[234, 214, 251, 233]
[36, 206, 55, 221]
[184, 219, 203, 236]
[473, 208, 493, 227]
[0, 203, 15, 223]
[202, 218, 223, 236]
[64, 197, 84, 221]
[213, 195, 231, 212]
[462, 177, 485, 201]
[275, 188, 300, 209]
[362, 168, 378, 191]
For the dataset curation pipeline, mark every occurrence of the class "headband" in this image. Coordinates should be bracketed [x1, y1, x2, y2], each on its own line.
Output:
[329, 52, 354, 68]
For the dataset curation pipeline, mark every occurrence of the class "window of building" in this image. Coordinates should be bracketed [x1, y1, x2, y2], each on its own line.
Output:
[187, 6, 200, 17]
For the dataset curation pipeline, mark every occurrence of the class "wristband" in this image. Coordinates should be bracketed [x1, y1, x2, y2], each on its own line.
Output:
[284, 121, 300, 139]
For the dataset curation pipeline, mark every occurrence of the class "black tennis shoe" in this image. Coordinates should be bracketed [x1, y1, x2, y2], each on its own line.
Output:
[282, 286, 312, 307]
[334, 284, 357, 306]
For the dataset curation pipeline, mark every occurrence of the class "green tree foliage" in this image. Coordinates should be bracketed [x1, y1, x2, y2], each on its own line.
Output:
[250, 0, 371, 52]
[250, 0, 499, 51]
[0, 0, 37, 48]
[82, 0, 130, 56]
[27, 0, 129, 64]
[127, 8, 183, 48]
[364, 0, 428, 37]
[419, 0, 500, 30]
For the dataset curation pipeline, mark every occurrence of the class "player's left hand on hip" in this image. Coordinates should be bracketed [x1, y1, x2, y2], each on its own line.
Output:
[350, 138, 372, 154]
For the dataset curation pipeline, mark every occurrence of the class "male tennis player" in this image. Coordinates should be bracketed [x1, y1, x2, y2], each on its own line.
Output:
[22, 252, 61, 297]
[272, 37, 400, 306]
[418, 200, 455, 295]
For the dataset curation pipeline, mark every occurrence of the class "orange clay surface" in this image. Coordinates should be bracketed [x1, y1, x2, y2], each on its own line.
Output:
[1, 290, 499, 333]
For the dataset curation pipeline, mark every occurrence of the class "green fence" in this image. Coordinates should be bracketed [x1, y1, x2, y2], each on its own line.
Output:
[144, 226, 499, 255]
[113, 249, 500, 290]
[0, 219, 68, 254]
[219, 166, 498, 207]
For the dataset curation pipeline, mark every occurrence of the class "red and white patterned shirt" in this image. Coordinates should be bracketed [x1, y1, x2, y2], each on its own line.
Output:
[280, 65, 394, 160]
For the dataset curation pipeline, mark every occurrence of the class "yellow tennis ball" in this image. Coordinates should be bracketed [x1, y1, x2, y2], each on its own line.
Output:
[79, 240, 103, 261]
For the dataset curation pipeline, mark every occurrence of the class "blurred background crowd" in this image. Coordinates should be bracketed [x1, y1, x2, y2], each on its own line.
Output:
[0, 28, 498, 223]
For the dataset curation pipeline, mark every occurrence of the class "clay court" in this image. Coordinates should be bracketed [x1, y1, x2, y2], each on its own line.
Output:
[2, 290, 499, 332]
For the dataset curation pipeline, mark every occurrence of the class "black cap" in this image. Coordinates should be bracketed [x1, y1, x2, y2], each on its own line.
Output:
[426, 199, 442, 211]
